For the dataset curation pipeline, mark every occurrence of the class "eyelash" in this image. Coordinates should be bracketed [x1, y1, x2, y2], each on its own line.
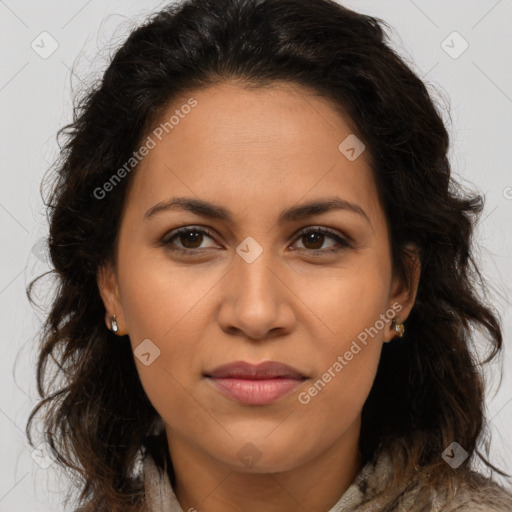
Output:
[161, 226, 351, 256]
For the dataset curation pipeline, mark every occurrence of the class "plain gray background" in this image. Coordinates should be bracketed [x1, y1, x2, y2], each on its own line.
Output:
[1, 0, 511, 510]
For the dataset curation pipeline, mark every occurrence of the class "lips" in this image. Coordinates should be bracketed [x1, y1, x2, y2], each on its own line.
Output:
[204, 361, 307, 405]
[204, 360, 306, 380]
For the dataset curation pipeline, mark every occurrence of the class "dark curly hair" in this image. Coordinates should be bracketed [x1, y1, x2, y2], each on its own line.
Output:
[26, 0, 507, 510]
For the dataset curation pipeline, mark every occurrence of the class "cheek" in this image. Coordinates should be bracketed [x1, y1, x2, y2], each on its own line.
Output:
[115, 247, 215, 420]
[117, 243, 219, 341]
[313, 253, 391, 345]
[297, 313, 383, 441]
[137, 360, 213, 438]
[301, 255, 390, 410]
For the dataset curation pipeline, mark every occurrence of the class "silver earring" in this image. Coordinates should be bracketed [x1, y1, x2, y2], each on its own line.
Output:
[110, 315, 119, 333]
[392, 320, 405, 338]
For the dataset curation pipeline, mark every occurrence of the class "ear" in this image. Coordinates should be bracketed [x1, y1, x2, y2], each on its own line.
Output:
[384, 244, 421, 342]
[97, 262, 127, 336]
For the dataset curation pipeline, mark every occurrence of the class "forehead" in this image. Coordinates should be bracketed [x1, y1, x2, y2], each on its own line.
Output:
[123, 81, 384, 230]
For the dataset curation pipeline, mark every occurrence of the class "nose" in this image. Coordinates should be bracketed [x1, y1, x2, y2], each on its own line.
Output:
[217, 248, 296, 341]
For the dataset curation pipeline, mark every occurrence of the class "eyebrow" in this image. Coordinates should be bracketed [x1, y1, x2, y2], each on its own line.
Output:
[144, 196, 371, 227]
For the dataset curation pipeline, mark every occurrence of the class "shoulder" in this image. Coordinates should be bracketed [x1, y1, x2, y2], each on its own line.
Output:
[439, 472, 512, 511]
[397, 470, 512, 512]
[356, 452, 512, 512]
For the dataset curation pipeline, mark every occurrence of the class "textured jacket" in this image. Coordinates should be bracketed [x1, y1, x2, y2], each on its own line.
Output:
[142, 451, 512, 512]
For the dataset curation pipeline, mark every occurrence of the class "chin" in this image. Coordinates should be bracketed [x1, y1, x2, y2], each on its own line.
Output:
[209, 437, 311, 474]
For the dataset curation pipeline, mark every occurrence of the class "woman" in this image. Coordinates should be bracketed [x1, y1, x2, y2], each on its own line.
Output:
[26, 0, 512, 510]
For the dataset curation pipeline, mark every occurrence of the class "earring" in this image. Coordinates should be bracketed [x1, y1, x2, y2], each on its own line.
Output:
[392, 320, 405, 339]
[110, 315, 119, 333]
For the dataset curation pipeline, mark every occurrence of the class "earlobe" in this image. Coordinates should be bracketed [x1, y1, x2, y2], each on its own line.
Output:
[385, 244, 421, 342]
[97, 263, 127, 336]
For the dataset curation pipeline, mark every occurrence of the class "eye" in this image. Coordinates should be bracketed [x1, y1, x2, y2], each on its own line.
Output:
[291, 227, 351, 254]
[161, 226, 218, 254]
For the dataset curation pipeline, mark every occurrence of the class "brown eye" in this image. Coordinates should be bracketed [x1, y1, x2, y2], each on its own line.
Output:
[176, 230, 204, 249]
[292, 228, 351, 253]
[162, 226, 217, 253]
[301, 232, 327, 250]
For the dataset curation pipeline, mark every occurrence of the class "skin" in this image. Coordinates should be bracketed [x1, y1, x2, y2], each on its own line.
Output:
[98, 80, 420, 512]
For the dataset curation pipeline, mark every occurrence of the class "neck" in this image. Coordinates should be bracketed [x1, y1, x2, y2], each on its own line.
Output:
[165, 417, 362, 512]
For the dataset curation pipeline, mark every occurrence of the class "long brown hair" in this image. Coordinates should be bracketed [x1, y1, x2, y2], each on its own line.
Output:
[26, 0, 507, 510]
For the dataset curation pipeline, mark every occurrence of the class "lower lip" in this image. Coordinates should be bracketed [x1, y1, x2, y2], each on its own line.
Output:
[206, 377, 304, 405]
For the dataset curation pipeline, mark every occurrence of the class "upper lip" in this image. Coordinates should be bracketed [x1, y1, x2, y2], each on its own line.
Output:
[205, 361, 306, 380]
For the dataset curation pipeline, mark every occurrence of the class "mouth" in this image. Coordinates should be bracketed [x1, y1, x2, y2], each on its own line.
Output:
[204, 360, 308, 405]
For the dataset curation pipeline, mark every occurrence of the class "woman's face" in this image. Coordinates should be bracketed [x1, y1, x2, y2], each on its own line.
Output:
[98, 81, 418, 474]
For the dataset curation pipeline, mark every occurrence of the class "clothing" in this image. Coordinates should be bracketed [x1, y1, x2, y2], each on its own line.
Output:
[142, 450, 512, 511]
